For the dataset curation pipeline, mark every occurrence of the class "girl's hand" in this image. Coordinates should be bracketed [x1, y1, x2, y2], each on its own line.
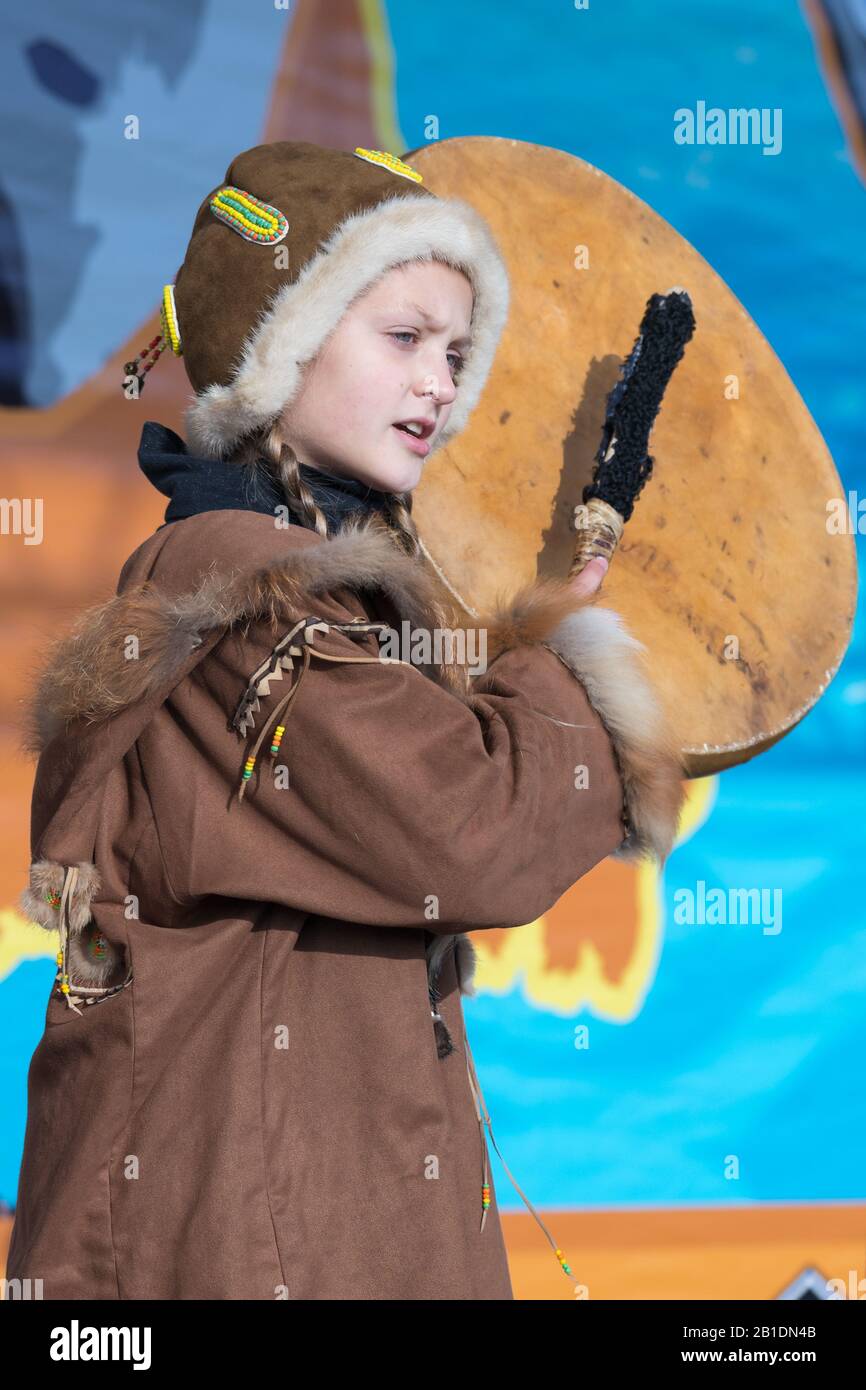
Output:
[568, 554, 609, 600]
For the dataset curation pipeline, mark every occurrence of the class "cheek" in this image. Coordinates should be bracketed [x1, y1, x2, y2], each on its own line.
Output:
[346, 354, 403, 423]
[341, 375, 384, 430]
[312, 352, 370, 427]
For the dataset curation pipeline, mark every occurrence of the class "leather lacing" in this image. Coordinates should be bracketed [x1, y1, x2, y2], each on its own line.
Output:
[230, 614, 418, 803]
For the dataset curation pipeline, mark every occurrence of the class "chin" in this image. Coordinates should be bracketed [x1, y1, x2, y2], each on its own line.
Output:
[391, 463, 423, 494]
[369, 446, 423, 495]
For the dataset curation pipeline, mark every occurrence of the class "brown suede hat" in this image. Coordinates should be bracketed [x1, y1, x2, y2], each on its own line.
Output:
[145, 141, 510, 461]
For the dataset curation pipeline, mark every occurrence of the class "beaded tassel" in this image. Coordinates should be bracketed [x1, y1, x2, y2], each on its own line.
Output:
[122, 334, 166, 394]
[233, 616, 392, 802]
[237, 680, 301, 803]
[463, 1033, 578, 1288]
[55, 867, 82, 1013]
[121, 281, 182, 395]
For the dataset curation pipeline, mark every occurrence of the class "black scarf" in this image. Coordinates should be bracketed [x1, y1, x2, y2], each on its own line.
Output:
[137, 421, 393, 531]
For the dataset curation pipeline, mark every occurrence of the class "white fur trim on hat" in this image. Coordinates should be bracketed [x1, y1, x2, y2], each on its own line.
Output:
[184, 192, 510, 460]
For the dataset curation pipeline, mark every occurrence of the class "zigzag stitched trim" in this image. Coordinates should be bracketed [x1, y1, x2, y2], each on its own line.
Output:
[230, 615, 391, 738]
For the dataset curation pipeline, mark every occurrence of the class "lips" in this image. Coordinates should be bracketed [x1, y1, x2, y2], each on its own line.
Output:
[393, 418, 435, 439]
[392, 423, 432, 457]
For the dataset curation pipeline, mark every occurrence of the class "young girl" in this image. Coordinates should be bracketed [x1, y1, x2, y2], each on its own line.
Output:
[9, 141, 684, 1300]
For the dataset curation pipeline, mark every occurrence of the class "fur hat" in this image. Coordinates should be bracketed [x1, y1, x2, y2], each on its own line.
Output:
[131, 141, 510, 462]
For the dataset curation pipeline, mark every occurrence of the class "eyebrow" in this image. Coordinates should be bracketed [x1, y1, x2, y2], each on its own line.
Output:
[399, 302, 473, 349]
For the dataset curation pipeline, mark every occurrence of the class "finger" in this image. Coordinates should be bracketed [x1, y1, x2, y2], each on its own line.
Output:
[571, 555, 609, 596]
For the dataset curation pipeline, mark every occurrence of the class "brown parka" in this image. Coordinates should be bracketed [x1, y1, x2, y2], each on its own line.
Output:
[8, 504, 683, 1300]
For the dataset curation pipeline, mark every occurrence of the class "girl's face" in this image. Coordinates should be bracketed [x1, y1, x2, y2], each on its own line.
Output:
[276, 260, 474, 493]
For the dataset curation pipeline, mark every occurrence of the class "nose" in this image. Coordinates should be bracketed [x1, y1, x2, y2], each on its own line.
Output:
[416, 354, 458, 408]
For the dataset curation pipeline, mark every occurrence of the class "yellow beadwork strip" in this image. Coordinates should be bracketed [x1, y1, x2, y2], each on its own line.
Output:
[210, 186, 289, 245]
[225, 188, 279, 223]
[218, 193, 278, 231]
[353, 147, 423, 183]
[160, 283, 182, 356]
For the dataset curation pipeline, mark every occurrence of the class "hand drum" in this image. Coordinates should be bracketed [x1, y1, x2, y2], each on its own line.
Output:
[404, 136, 856, 776]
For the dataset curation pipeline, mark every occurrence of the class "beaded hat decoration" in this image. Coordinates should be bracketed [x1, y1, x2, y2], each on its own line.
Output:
[122, 281, 182, 396]
[121, 182, 291, 396]
[121, 180, 293, 396]
[209, 185, 290, 244]
[160, 282, 182, 355]
[352, 147, 424, 182]
[122, 158, 415, 398]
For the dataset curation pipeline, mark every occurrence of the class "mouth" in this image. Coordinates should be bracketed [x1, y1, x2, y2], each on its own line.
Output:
[392, 418, 435, 456]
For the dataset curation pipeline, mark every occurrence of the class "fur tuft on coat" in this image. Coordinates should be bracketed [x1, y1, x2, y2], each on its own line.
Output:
[19, 858, 101, 934]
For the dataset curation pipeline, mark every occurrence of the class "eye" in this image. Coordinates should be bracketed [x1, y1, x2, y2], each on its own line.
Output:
[388, 331, 464, 381]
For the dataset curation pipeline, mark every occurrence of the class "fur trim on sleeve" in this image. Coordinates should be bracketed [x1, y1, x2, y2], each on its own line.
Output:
[479, 577, 685, 867]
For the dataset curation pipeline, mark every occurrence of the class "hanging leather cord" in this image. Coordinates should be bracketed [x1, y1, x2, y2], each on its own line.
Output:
[233, 615, 418, 802]
[464, 1030, 577, 1286]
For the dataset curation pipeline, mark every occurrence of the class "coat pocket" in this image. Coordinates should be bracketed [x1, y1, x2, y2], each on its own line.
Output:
[20, 858, 133, 1025]
[45, 924, 132, 1025]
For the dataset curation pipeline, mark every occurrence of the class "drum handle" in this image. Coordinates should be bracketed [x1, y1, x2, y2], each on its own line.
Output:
[568, 496, 625, 577]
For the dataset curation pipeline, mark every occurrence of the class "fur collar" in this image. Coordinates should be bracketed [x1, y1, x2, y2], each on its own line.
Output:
[19, 511, 684, 867]
[19, 514, 467, 756]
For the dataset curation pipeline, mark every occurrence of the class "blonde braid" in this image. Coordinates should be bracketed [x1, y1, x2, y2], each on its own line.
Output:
[231, 421, 472, 698]
[237, 420, 426, 556]
[380, 491, 422, 559]
[257, 423, 330, 536]
[380, 491, 470, 693]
